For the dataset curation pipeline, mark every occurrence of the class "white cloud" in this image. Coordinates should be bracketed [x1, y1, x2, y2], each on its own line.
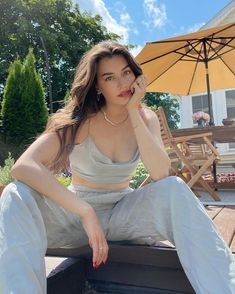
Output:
[186, 22, 206, 33]
[77, 0, 129, 43]
[175, 22, 206, 36]
[142, 0, 167, 29]
[120, 12, 132, 25]
[129, 45, 143, 57]
[119, 10, 139, 36]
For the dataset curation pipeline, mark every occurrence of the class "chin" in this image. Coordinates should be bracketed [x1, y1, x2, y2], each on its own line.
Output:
[118, 95, 131, 101]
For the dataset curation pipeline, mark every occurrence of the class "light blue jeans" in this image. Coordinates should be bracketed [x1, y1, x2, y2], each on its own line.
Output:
[0, 176, 235, 294]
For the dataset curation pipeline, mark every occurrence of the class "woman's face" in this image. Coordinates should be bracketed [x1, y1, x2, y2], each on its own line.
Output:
[96, 55, 136, 106]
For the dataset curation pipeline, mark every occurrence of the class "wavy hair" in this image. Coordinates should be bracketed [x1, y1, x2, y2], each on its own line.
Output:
[44, 41, 143, 173]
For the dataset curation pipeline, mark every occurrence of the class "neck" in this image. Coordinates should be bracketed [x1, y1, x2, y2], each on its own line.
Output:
[101, 104, 129, 127]
[102, 104, 128, 119]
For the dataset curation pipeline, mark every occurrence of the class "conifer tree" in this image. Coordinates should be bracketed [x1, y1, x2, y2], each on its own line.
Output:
[21, 48, 48, 142]
[1, 59, 25, 140]
[1, 49, 48, 143]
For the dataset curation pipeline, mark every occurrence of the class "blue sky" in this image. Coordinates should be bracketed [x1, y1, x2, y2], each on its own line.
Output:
[77, 0, 231, 56]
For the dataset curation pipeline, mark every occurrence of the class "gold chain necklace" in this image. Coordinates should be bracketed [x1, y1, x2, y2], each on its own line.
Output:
[102, 109, 129, 127]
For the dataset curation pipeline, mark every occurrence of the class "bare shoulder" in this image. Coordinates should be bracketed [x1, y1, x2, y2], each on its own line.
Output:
[30, 132, 61, 150]
[16, 132, 61, 166]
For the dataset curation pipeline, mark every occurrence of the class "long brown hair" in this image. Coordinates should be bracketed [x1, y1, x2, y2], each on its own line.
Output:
[44, 41, 143, 173]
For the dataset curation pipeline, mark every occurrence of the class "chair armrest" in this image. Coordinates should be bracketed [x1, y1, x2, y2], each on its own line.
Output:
[172, 132, 213, 143]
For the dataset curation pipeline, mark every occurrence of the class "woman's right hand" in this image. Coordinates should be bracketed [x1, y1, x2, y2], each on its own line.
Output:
[79, 201, 109, 268]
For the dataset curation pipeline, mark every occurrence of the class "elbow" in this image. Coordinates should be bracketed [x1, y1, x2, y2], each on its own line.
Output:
[11, 161, 31, 180]
[151, 158, 171, 181]
[11, 163, 22, 179]
[162, 156, 171, 177]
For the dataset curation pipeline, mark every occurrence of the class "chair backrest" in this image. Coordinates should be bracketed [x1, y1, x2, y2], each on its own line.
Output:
[138, 106, 175, 188]
[155, 106, 174, 147]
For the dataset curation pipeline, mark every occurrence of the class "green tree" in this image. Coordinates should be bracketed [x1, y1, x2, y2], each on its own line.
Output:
[1, 59, 25, 140]
[0, 0, 119, 111]
[1, 49, 48, 144]
[144, 92, 180, 129]
[21, 48, 48, 142]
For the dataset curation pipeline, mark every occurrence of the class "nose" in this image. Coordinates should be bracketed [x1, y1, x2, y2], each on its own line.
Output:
[117, 75, 129, 88]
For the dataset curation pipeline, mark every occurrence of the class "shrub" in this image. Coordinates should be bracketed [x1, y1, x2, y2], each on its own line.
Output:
[130, 161, 149, 189]
[56, 164, 149, 189]
[0, 152, 15, 186]
[56, 168, 72, 187]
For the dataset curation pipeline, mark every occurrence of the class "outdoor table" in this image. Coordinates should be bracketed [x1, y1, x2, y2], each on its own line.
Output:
[171, 125, 235, 143]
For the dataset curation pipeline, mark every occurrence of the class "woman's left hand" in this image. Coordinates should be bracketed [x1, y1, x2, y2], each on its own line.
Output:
[126, 75, 146, 111]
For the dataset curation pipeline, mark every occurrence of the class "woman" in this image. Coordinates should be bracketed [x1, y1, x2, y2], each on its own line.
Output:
[0, 41, 234, 294]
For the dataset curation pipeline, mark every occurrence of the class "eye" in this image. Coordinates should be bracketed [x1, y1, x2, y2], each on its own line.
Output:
[124, 69, 132, 75]
[105, 76, 113, 81]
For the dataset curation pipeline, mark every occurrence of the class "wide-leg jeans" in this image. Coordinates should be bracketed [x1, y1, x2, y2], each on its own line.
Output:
[0, 176, 235, 294]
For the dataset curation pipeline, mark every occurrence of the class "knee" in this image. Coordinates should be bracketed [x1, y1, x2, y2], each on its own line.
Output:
[152, 175, 185, 189]
[150, 176, 192, 203]
[1, 180, 41, 208]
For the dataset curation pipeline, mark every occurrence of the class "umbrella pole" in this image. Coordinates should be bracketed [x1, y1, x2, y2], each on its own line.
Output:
[203, 40, 214, 126]
[203, 41, 217, 189]
[205, 65, 217, 188]
[205, 67, 214, 126]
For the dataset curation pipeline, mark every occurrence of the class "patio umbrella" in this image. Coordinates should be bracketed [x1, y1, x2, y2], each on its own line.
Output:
[136, 22, 235, 125]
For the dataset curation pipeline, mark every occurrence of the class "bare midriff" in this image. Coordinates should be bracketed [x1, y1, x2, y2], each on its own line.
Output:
[71, 173, 131, 190]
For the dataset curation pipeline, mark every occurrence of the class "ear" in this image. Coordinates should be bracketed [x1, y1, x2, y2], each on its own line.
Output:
[95, 83, 100, 93]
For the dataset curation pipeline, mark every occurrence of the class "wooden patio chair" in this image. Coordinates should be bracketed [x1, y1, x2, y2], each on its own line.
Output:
[142, 106, 220, 201]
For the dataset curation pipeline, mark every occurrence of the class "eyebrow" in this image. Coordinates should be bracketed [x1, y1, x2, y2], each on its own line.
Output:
[101, 64, 130, 77]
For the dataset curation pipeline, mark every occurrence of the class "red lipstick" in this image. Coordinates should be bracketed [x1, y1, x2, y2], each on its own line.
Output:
[118, 90, 132, 97]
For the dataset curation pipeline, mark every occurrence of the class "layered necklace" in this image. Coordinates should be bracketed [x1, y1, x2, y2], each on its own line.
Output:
[102, 109, 129, 127]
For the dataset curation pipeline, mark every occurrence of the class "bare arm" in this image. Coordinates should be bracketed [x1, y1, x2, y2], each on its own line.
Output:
[11, 132, 108, 267]
[11, 132, 91, 216]
[129, 108, 170, 180]
[126, 75, 170, 180]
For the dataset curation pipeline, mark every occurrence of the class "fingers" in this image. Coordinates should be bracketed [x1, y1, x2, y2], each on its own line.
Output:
[96, 240, 109, 267]
[90, 234, 109, 269]
[80, 206, 109, 269]
[135, 75, 146, 88]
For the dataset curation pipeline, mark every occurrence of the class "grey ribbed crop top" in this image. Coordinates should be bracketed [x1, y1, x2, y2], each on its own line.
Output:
[69, 136, 140, 184]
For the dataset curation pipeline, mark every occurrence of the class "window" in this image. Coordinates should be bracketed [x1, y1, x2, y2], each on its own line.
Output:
[226, 90, 235, 118]
[226, 90, 235, 149]
[192, 94, 209, 113]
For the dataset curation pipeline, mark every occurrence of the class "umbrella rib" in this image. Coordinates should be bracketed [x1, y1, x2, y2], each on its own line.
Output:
[139, 40, 200, 65]
[206, 39, 235, 75]
[171, 40, 203, 61]
[185, 40, 205, 61]
[212, 38, 235, 50]
[209, 38, 235, 61]
[211, 23, 235, 38]
[147, 57, 183, 86]
[187, 44, 203, 95]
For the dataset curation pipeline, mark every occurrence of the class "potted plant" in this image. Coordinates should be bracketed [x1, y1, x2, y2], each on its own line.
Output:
[192, 111, 210, 127]
[0, 153, 15, 195]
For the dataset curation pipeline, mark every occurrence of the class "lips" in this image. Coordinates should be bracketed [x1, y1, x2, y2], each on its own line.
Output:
[118, 90, 132, 97]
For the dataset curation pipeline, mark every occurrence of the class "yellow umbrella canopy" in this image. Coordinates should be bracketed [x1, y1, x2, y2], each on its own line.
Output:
[136, 22, 235, 125]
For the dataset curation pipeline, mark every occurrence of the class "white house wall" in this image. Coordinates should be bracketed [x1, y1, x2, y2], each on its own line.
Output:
[179, 1, 235, 161]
